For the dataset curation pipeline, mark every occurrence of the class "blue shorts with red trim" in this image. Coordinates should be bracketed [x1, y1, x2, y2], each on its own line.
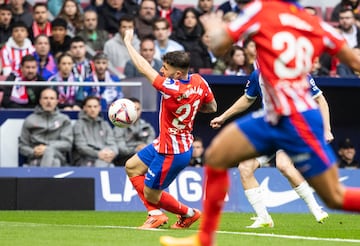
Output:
[137, 144, 192, 189]
[235, 109, 336, 178]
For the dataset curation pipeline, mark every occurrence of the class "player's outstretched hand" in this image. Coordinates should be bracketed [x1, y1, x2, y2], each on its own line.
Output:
[123, 29, 134, 44]
[200, 11, 224, 33]
[210, 116, 225, 129]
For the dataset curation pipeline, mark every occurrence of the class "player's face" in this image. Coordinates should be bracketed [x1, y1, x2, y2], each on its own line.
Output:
[153, 22, 170, 41]
[94, 59, 108, 74]
[21, 61, 37, 80]
[84, 11, 97, 30]
[160, 62, 178, 79]
[83, 98, 101, 119]
[34, 6, 48, 24]
[35, 36, 50, 56]
[40, 89, 58, 112]
[12, 27, 28, 43]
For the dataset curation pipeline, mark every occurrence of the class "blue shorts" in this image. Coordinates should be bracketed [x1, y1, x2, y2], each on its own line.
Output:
[137, 144, 192, 189]
[236, 109, 336, 178]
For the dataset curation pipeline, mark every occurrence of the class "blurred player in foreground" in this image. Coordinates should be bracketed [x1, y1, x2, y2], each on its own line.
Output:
[123, 29, 217, 229]
[160, 1, 360, 246]
[211, 69, 330, 228]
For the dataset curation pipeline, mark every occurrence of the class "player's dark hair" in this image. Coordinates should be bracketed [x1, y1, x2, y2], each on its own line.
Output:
[162, 51, 190, 70]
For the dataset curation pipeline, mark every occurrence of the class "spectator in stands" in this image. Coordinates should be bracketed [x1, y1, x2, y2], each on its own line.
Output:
[49, 18, 72, 58]
[243, 37, 257, 73]
[135, 0, 157, 39]
[124, 36, 162, 78]
[201, 31, 217, 69]
[96, 0, 139, 35]
[9, 0, 32, 28]
[48, 52, 84, 110]
[85, 0, 105, 11]
[189, 136, 204, 167]
[152, 17, 184, 61]
[73, 96, 118, 167]
[1, 20, 34, 76]
[57, 0, 84, 37]
[156, 0, 183, 31]
[69, 36, 93, 81]
[171, 7, 212, 72]
[337, 45, 360, 77]
[76, 9, 109, 52]
[217, 0, 252, 14]
[197, 0, 215, 15]
[331, 0, 360, 22]
[33, 35, 57, 80]
[19, 87, 73, 167]
[0, 4, 13, 49]
[338, 6, 360, 48]
[84, 52, 123, 110]
[31, 2, 52, 41]
[104, 14, 140, 75]
[310, 56, 330, 77]
[223, 45, 250, 76]
[338, 138, 360, 168]
[48, 0, 81, 18]
[113, 97, 155, 166]
[1, 54, 44, 108]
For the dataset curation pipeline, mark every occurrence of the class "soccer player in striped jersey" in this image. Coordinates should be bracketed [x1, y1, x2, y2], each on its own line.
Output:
[210, 70, 330, 228]
[160, 1, 360, 246]
[123, 28, 217, 229]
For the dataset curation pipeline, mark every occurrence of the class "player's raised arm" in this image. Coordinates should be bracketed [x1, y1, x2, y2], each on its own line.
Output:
[123, 29, 159, 84]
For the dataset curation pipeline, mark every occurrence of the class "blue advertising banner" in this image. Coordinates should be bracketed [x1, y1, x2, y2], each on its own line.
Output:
[0, 167, 358, 213]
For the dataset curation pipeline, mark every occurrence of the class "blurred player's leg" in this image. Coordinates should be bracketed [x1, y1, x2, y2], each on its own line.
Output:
[239, 158, 273, 228]
[275, 150, 328, 223]
[307, 165, 360, 212]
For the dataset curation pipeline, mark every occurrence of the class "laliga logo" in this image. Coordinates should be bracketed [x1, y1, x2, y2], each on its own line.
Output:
[100, 170, 203, 202]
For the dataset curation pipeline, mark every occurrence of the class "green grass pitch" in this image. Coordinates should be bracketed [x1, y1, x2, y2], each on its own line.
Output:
[0, 211, 359, 245]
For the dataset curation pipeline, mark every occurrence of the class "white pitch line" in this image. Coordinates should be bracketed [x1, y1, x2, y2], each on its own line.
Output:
[1, 221, 360, 243]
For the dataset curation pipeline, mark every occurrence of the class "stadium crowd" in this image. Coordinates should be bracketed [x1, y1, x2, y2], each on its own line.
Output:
[0, 0, 360, 167]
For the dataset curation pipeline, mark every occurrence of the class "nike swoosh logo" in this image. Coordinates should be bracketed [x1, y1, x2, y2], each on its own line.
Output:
[261, 176, 349, 207]
[53, 171, 74, 178]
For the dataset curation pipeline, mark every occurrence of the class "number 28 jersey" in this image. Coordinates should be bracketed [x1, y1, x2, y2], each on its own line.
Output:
[152, 74, 214, 154]
[226, 0, 345, 123]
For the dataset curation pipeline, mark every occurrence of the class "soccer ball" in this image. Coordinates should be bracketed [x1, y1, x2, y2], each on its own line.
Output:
[108, 98, 138, 128]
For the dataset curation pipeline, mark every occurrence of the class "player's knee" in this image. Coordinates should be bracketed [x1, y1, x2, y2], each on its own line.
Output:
[318, 188, 344, 209]
[238, 161, 255, 179]
[143, 189, 160, 204]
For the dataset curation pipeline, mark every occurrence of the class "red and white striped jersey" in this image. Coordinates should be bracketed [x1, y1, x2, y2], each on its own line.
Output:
[226, 0, 345, 123]
[1, 38, 35, 76]
[152, 74, 214, 154]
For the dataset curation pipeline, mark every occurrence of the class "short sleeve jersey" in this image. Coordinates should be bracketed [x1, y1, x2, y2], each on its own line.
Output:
[152, 74, 214, 154]
[245, 70, 322, 105]
[226, 0, 345, 123]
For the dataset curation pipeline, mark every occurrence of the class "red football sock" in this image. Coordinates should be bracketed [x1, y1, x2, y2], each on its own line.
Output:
[129, 176, 158, 211]
[343, 187, 360, 212]
[199, 166, 229, 246]
[157, 191, 189, 215]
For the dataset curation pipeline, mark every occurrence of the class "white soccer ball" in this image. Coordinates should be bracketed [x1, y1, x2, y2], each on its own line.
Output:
[108, 98, 138, 128]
